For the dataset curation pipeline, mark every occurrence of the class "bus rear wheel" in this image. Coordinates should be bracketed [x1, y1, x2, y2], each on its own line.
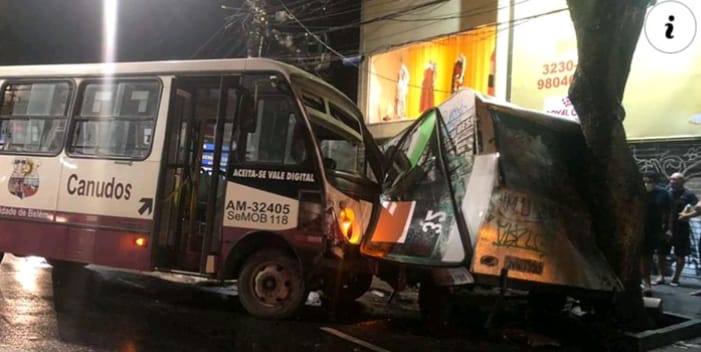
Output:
[238, 249, 306, 320]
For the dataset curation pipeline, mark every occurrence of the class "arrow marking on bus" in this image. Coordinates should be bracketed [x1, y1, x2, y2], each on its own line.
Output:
[138, 198, 153, 216]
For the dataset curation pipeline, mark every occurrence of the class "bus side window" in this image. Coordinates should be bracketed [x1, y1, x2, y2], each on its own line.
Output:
[0, 82, 72, 155]
[69, 80, 160, 159]
[71, 121, 97, 155]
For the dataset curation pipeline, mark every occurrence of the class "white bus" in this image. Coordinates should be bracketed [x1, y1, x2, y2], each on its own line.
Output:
[0, 58, 383, 319]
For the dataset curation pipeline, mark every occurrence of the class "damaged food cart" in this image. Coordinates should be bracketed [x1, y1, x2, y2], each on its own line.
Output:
[360, 89, 623, 321]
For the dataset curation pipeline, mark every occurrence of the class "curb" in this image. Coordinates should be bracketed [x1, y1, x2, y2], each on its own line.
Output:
[624, 312, 701, 351]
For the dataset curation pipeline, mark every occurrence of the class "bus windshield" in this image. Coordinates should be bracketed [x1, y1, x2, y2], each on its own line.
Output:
[294, 79, 366, 176]
[311, 116, 363, 175]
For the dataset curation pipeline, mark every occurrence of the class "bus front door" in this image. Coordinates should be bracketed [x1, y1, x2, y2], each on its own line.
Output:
[156, 77, 236, 273]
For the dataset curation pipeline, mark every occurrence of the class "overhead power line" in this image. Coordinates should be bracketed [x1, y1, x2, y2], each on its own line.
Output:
[276, 0, 348, 60]
[278, 4, 569, 92]
[196, 0, 568, 86]
[316, 0, 452, 34]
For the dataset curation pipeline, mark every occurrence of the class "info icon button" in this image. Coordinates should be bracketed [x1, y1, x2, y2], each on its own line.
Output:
[645, 0, 697, 53]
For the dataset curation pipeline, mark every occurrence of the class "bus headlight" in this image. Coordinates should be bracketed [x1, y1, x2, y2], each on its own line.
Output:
[338, 202, 357, 244]
[338, 206, 355, 242]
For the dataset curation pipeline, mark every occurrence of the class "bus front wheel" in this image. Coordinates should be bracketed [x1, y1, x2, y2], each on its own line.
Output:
[238, 249, 306, 320]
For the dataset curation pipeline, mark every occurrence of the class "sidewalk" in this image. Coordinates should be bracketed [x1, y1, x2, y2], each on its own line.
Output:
[651, 276, 701, 351]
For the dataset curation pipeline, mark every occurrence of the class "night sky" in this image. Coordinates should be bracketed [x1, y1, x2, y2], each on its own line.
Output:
[0, 0, 227, 65]
[0, 0, 360, 100]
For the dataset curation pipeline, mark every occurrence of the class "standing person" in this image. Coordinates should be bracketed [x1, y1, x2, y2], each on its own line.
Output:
[679, 200, 701, 295]
[657, 172, 699, 286]
[642, 172, 671, 292]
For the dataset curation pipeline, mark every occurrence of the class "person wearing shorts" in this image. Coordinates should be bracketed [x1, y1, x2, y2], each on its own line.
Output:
[679, 199, 701, 295]
[655, 173, 698, 286]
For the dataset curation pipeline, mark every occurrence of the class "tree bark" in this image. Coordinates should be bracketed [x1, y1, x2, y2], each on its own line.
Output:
[566, 0, 652, 330]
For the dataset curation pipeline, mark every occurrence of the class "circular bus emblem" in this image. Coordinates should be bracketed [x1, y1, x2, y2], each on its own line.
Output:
[8, 158, 40, 199]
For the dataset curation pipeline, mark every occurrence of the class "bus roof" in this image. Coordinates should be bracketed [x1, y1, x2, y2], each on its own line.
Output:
[0, 57, 306, 78]
[0, 57, 362, 120]
[0, 58, 348, 98]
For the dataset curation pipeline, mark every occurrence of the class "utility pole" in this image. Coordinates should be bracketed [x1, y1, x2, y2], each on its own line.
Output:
[214, 0, 349, 77]
[245, 0, 269, 57]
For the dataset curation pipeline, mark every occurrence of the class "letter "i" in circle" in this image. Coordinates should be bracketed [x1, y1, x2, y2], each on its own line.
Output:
[666, 15, 675, 39]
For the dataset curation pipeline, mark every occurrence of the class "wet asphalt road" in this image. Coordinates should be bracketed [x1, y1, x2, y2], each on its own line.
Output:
[1, 254, 523, 352]
[5, 254, 693, 352]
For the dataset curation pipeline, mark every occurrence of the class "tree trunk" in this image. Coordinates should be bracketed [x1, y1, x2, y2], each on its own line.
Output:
[566, 0, 652, 330]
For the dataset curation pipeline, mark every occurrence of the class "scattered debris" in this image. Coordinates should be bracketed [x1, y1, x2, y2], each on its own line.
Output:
[370, 289, 386, 298]
[306, 291, 322, 307]
[568, 305, 587, 318]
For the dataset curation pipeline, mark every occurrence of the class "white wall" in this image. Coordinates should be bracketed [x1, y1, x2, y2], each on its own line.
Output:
[361, 0, 497, 55]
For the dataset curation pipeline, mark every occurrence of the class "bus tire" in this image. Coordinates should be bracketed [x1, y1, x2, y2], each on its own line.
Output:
[0, 252, 4, 264]
[238, 249, 306, 320]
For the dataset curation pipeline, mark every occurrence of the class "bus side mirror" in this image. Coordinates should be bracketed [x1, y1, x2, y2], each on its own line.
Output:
[239, 93, 257, 133]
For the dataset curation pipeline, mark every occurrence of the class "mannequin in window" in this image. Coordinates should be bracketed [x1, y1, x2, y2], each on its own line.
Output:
[393, 60, 410, 120]
[452, 54, 466, 94]
[419, 60, 436, 113]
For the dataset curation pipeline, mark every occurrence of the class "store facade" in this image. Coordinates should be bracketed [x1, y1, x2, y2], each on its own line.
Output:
[358, 0, 499, 140]
[358, 0, 701, 275]
[506, 0, 701, 189]
[359, 0, 701, 186]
